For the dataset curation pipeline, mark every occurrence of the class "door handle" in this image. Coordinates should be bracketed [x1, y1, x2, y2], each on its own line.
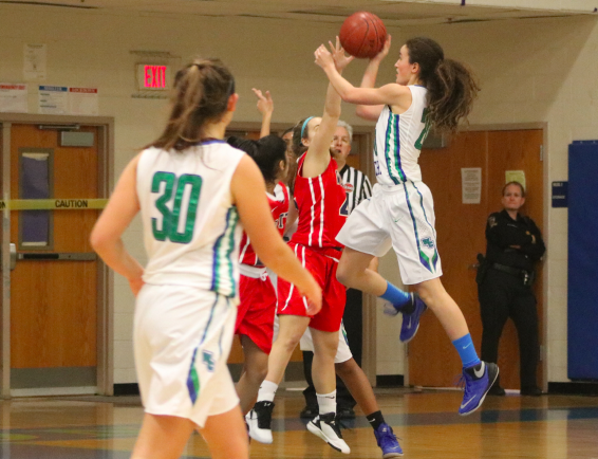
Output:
[10, 242, 17, 270]
[17, 252, 97, 261]
[0, 243, 18, 270]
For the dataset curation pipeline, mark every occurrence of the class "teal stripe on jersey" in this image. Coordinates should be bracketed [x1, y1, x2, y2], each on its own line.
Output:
[402, 182, 434, 273]
[411, 181, 439, 270]
[341, 325, 349, 345]
[187, 347, 201, 404]
[201, 295, 220, 345]
[210, 207, 240, 297]
[383, 109, 407, 184]
[383, 111, 399, 185]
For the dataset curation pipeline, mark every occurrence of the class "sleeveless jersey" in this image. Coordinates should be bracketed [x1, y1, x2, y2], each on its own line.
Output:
[374, 85, 431, 186]
[238, 182, 290, 268]
[291, 154, 347, 249]
[136, 140, 244, 298]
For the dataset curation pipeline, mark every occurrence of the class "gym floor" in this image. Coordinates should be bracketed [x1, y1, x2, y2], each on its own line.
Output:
[1, 388, 597, 458]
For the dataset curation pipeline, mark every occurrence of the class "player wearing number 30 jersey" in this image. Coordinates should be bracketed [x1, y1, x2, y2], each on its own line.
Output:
[91, 59, 321, 459]
[138, 140, 244, 296]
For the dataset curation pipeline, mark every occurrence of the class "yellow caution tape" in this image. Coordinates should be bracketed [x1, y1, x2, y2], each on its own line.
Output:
[0, 199, 108, 210]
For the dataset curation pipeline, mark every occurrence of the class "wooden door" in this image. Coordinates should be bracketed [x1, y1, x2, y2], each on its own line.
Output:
[10, 124, 99, 391]
[409, 129, 544, 390]
[487, 129, 544, 389]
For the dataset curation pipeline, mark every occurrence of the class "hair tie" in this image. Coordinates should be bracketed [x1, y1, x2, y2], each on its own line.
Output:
[301, 116, 314, 139]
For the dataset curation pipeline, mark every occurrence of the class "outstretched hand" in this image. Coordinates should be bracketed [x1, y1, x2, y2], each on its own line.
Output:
[371, 34, 391, 63]
[329, 36, 354, 72]
[252, 88, 273, 116]
[315, 37, 354, 72]
[314, 43, 334, 70]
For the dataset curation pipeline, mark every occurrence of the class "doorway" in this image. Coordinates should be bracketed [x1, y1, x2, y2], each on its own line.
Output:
[0, 115, 113, 397]
[408, 127, 545, 391]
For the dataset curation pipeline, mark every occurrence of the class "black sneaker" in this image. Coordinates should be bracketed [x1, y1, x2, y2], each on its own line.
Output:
[337, 407, 356, 420]
[520, 386, 542, 396]
[245, 400, 274, 444]
[307, 412, 350, 454]
[488, 384, 506, 396]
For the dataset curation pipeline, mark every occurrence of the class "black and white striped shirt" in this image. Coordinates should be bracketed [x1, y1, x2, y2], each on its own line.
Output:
[339, 165, 373, 215]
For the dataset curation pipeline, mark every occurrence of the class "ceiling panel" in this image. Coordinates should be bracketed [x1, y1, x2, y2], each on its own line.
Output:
[0, 0, 591, 25]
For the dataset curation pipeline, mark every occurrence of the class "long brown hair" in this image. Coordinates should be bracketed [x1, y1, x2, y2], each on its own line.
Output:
[291, 117, 311, 158]
[405, 37, 480, 134]
[148, 58, 235, 152]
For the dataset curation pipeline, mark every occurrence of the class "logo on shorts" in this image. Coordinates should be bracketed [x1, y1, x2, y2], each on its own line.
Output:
[422, 237, 435, 249]
[202, 351, 216, 372]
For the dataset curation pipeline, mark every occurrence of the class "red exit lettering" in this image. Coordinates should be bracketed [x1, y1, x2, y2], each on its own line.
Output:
[144, 65, 167, 89]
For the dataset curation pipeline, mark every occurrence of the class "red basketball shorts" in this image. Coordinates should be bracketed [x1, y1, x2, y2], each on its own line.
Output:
[277, 242, 346, 332]
[235, 270, 277, 354]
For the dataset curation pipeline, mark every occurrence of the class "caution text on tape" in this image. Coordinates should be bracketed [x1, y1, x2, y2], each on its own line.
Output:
[0, 199, 108, 210]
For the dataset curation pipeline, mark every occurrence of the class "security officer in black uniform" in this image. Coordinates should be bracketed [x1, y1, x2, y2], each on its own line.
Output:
[477, 181, 545, 396]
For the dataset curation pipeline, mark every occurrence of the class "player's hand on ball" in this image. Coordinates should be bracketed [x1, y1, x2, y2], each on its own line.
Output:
[372, 34, 391, 63]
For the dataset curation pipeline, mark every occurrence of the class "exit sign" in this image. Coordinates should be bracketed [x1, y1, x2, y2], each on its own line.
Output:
[136, 64, 171, 91]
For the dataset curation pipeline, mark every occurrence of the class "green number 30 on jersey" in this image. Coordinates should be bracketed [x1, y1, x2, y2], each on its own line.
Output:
[151, 171, 203, 244]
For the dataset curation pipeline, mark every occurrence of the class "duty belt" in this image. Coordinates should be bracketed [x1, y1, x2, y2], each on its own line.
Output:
[491, 263, 532, 285]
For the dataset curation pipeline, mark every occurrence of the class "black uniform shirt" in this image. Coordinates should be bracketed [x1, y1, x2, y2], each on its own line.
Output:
[485, 209, 545, 272]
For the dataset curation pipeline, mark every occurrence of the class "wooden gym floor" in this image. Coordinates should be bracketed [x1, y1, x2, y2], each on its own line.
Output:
[1, 388, 597, 458]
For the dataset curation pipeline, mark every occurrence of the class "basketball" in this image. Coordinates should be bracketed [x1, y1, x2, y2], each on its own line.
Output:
[339, 11, 387, 59]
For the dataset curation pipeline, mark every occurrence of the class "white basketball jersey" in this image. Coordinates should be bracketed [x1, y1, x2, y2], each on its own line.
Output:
[136, 140, 244, 298]
[373, 85, 431, 186]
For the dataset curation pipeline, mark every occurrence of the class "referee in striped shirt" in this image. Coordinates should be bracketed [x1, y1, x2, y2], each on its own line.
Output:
[301, 120, 373, 420]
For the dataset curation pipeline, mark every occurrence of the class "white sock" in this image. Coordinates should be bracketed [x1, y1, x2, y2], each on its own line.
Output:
[257, 380, 278, 403]
[317, 390, 337, 415]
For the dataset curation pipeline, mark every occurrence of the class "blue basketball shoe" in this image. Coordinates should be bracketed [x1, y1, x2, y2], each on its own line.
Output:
[373, 423, 403, 458]
[458, 361, 499, 416]
[399, 293, 427, 342]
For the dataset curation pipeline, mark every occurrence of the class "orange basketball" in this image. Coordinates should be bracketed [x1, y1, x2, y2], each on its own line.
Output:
[339, 11, 387, 59]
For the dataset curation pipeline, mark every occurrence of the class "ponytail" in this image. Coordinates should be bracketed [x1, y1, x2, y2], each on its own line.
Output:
[427, 58, 480, 134]
[405, 37, 480, 135]
[148, 58, 235, 152]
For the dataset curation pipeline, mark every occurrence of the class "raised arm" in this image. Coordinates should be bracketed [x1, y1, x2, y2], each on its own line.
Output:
[317, 35, 411, 116]
[252, 88, 274, 138]
[303, 39, 351, 177]
[232, 155, 322, 314]
[356, 36, 392, 120]
[90, 155, 144, 296]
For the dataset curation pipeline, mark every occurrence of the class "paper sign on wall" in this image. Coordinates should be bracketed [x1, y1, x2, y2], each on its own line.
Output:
[505, 170, 526, 190]
[461, 167, 482, 204]
[69, 87, 98, 115]
[24, 44, 47, 81]
[38, 85, 68, 114]
[38, 86, 98, 115]
[0, 83, 28, 113]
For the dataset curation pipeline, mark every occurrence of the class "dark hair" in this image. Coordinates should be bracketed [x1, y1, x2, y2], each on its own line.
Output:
[502, 181, 526, 198]
[405, 37, 480, 134]
[148, 58, 235, 152]
[291, 117, 311, 158]
[227, 134, 287, 184]
[280, 126, 294, 138]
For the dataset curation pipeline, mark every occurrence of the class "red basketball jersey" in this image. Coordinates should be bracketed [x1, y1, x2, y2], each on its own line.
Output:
[239, 182, 290, 267]
[291, 155, 347, 249]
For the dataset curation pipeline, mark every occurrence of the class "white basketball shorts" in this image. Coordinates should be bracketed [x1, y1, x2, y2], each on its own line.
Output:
[336, 181, 442, 285]
[300, 321, 353, 364]
[134, 284, 239, 428]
